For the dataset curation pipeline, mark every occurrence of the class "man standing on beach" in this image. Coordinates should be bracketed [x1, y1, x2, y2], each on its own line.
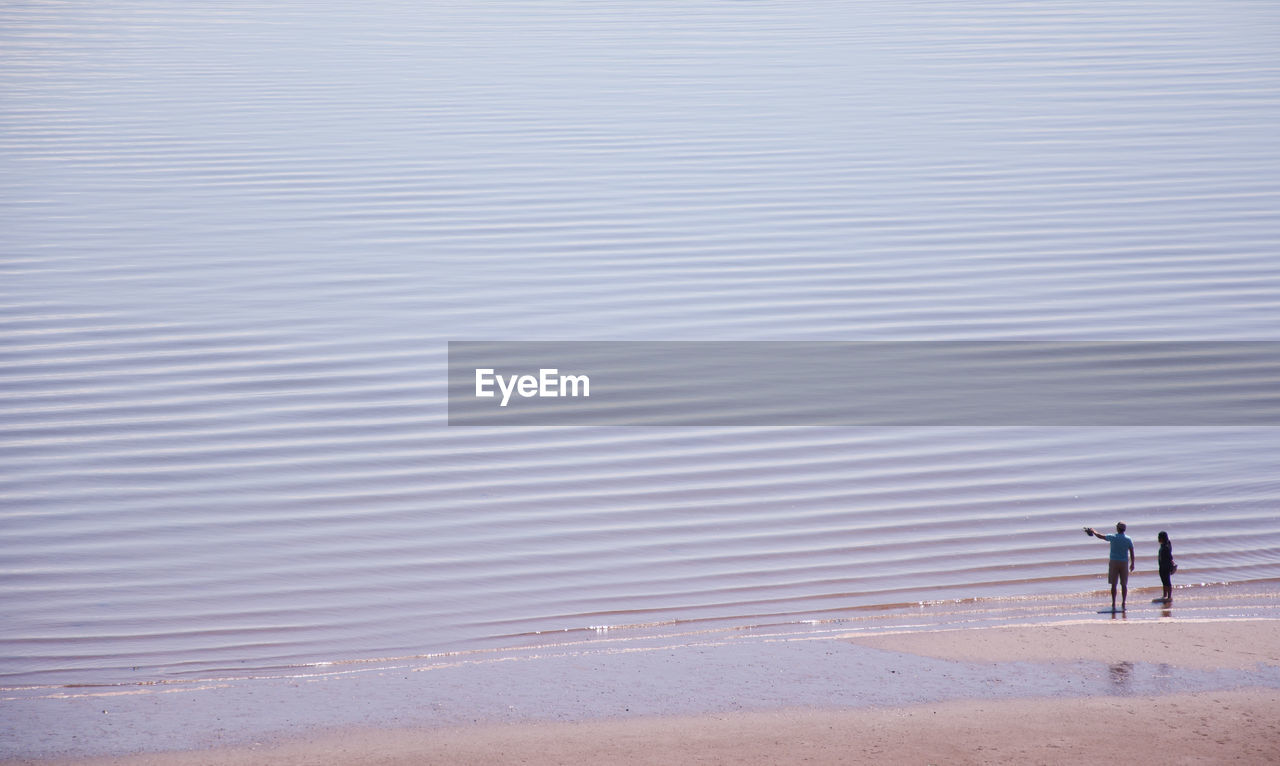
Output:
[1084, 522, 1135, 612]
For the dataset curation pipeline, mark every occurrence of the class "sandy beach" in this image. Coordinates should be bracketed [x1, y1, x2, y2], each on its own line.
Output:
[10, 615, 1279, 766]
[845, 618, 1280, 670]
[21, 689, 1277, 766]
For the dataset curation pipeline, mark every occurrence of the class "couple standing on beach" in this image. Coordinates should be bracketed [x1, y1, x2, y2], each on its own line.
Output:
[1083, 522, 1176, 612]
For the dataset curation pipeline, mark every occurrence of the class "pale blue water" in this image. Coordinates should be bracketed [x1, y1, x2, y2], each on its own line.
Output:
[3, 0, 1280, 692]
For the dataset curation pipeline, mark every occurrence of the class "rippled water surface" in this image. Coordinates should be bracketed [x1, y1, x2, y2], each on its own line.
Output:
[2, 1, 1280, 688]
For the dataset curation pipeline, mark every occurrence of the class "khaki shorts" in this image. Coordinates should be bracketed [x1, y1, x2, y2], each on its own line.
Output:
[1108, 559, 1129, 586]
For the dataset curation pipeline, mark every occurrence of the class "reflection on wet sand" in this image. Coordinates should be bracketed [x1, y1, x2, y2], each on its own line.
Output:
[1109, 661, 1134, 692]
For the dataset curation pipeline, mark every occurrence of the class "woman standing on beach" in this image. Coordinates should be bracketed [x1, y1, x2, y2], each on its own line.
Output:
[1156, 531, 1175, 603]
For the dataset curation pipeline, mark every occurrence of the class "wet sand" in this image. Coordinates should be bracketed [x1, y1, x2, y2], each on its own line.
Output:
[846, 617, 1280, 670]
[8, 615, 1279, 765]
[17, 689, 1280, 766]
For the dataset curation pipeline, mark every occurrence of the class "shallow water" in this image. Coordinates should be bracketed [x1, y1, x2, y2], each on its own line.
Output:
[5, 585, 1280, 760]
[3, 1, 1280, 689]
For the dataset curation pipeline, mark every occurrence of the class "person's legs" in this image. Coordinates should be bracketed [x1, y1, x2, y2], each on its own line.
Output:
[1118, 563, 1129, 610]
[1107, 560, 1121, 610]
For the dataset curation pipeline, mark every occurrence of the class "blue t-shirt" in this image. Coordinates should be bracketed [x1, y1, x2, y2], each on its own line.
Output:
[1105, 533, 1134, 562]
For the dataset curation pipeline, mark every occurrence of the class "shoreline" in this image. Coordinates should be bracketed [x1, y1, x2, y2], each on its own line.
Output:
[7, 578, 1275, 694]
[4, 586, 1279, 765]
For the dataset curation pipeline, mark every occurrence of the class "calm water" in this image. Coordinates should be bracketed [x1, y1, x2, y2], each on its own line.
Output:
[3, 1, 1280, 689]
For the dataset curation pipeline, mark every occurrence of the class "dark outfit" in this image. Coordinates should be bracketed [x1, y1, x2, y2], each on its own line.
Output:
[1158, 540, 1174, 590]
